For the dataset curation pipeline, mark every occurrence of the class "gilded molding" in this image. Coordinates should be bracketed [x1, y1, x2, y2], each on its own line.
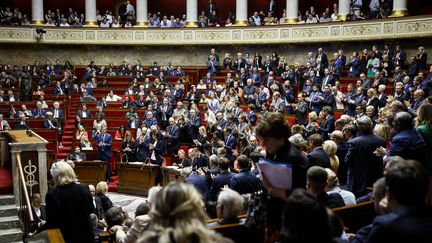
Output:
[0, 15, 430, 45]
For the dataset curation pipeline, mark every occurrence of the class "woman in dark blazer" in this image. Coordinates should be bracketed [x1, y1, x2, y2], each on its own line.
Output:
[95, 181, 113, 213]
[44, 161, 94, 243]
[149, 132, 164, 165]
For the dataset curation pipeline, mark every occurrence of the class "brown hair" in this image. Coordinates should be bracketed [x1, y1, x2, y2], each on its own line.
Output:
[256, 112, 290, 139]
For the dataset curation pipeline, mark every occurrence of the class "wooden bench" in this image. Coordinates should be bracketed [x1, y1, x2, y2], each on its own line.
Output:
[332, 201, 375, 233]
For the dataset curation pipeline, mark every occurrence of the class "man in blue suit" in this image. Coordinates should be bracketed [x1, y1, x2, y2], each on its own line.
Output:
[164, 117, 180, 155]
[96, 126, 113, 182]
[222, 127, 237, 166]
[230, 155, 260, 195]
[345, 116, 386, 197]
[356, 159, 432, 243]
[209, 158, 235, 201]
[343, 84, 357, 117]
[307, 134, 330, 169]
[388, 112, 427, 165]
[314, 107, 335, 141]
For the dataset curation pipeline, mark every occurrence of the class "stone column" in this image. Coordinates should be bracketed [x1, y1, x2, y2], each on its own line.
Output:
[284, 0, 298, 24]
[337, 0, 351, 21]
[31, 0, 44, 25]
[84, 0, 98, 27]
[391, 0, 408, 17]
[186, 0, 198, 27]
[135, 0, 149, 27]
[235, 0, 248, 26]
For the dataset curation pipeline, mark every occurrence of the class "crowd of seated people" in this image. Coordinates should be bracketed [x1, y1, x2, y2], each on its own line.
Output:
[0, 0, 401, 28]
[34, 136, 432, 242]
[0, 42, 430, 242]
[0, 6, 29, 25]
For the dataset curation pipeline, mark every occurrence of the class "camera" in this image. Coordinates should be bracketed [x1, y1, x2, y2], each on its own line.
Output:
[36, 29, 46, 34]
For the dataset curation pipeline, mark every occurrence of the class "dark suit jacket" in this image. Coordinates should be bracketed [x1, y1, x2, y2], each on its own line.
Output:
[96, 193, 113, 213]
[343, 92, 358, 117]
[150, 139, 164, 165]
[192, 154, 209, 169]
[388, 129, 427, 165]
[93, 196, 104, 220]
[185, 173, 209, 200]
[96, 133, 113, 155]
[44, 183, 94, 243]
[319, 115, 335, 140]
[210, 171, 235, 201]
[362, 206, 432, 243]
[230, 170, 260, 195]
[307, 147, 331, 169]
[316, 191, 345, 209]
[336, 142, 348, 185]
[165, 125, 180, 154]
[77, 110, 93, 118]
[31, 205, 47, 229]
[345, 134, 386, 197]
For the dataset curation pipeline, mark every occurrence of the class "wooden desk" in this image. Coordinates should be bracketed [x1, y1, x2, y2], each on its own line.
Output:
[116, 163, 160, 196]
[73, 161, 106, 186]
[161, 166, 185, 186]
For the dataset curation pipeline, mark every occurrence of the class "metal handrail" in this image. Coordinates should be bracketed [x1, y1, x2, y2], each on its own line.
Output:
[16, 152, 34, 238]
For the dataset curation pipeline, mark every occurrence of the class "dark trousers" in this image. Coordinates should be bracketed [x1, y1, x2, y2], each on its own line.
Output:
[97, 151, 112, 181]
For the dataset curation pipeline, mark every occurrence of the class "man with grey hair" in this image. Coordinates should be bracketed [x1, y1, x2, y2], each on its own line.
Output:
[208, 188, 244, 226]
[345, 116, 386, 197]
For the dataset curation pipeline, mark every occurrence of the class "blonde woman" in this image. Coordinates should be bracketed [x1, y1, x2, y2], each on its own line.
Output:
[95, 181, 113, 213]
[138, 183, 232, 243]
[323, 140, 339, 173]
[45, 161, 94, 242]
[374, 123, 392, 150]
[75, 125, 87, 142]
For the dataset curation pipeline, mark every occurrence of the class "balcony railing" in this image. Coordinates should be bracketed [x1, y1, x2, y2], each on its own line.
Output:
[0, 15, 431, 45]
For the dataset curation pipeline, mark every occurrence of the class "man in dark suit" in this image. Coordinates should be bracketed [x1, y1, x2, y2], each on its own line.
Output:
[187, 109, 201, 140]
[230, 155, 260, 195]
[198, 17, 208, 27]
[307, 134, 330, 169]
[330, 131, 348, 185]
[67, 146, 87, 161]
[191, 147, 209, 169]
[345, 116, 386, 197]
[88, 185, 104, 220]
[316, 47, 328, 68]
[387, 112, 427, 165]
[96, 126, 113, 182]
[77, 104, 93, 118]
[31, 193, 47, 231]
[234, 52, 246, 73]
[357, 159, 432, 243]
[32, 102, 46, 119]
[321, 68, 335, 89]
[314, 107, 335, 141]
[184, 167, 210, 200]
[143, 111, 158, 128]
[343, 84, 358, 117]
[126, 115, 140, 129]
[268, 0, 277, 15]
[164, 117, 180, 155]
[50, 101, 64, 124]
[306, 166, 345, 208]
[221, 128, 237, 165]
[209, 158, 235, 201]
[393, 45, 406, 67]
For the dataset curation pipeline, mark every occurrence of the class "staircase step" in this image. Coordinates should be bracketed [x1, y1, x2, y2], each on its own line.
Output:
[0, 216, 20, 229]
[0, 205, 17, 217]
[0, 228, 23, 242]
[0, 195, 14, 205]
